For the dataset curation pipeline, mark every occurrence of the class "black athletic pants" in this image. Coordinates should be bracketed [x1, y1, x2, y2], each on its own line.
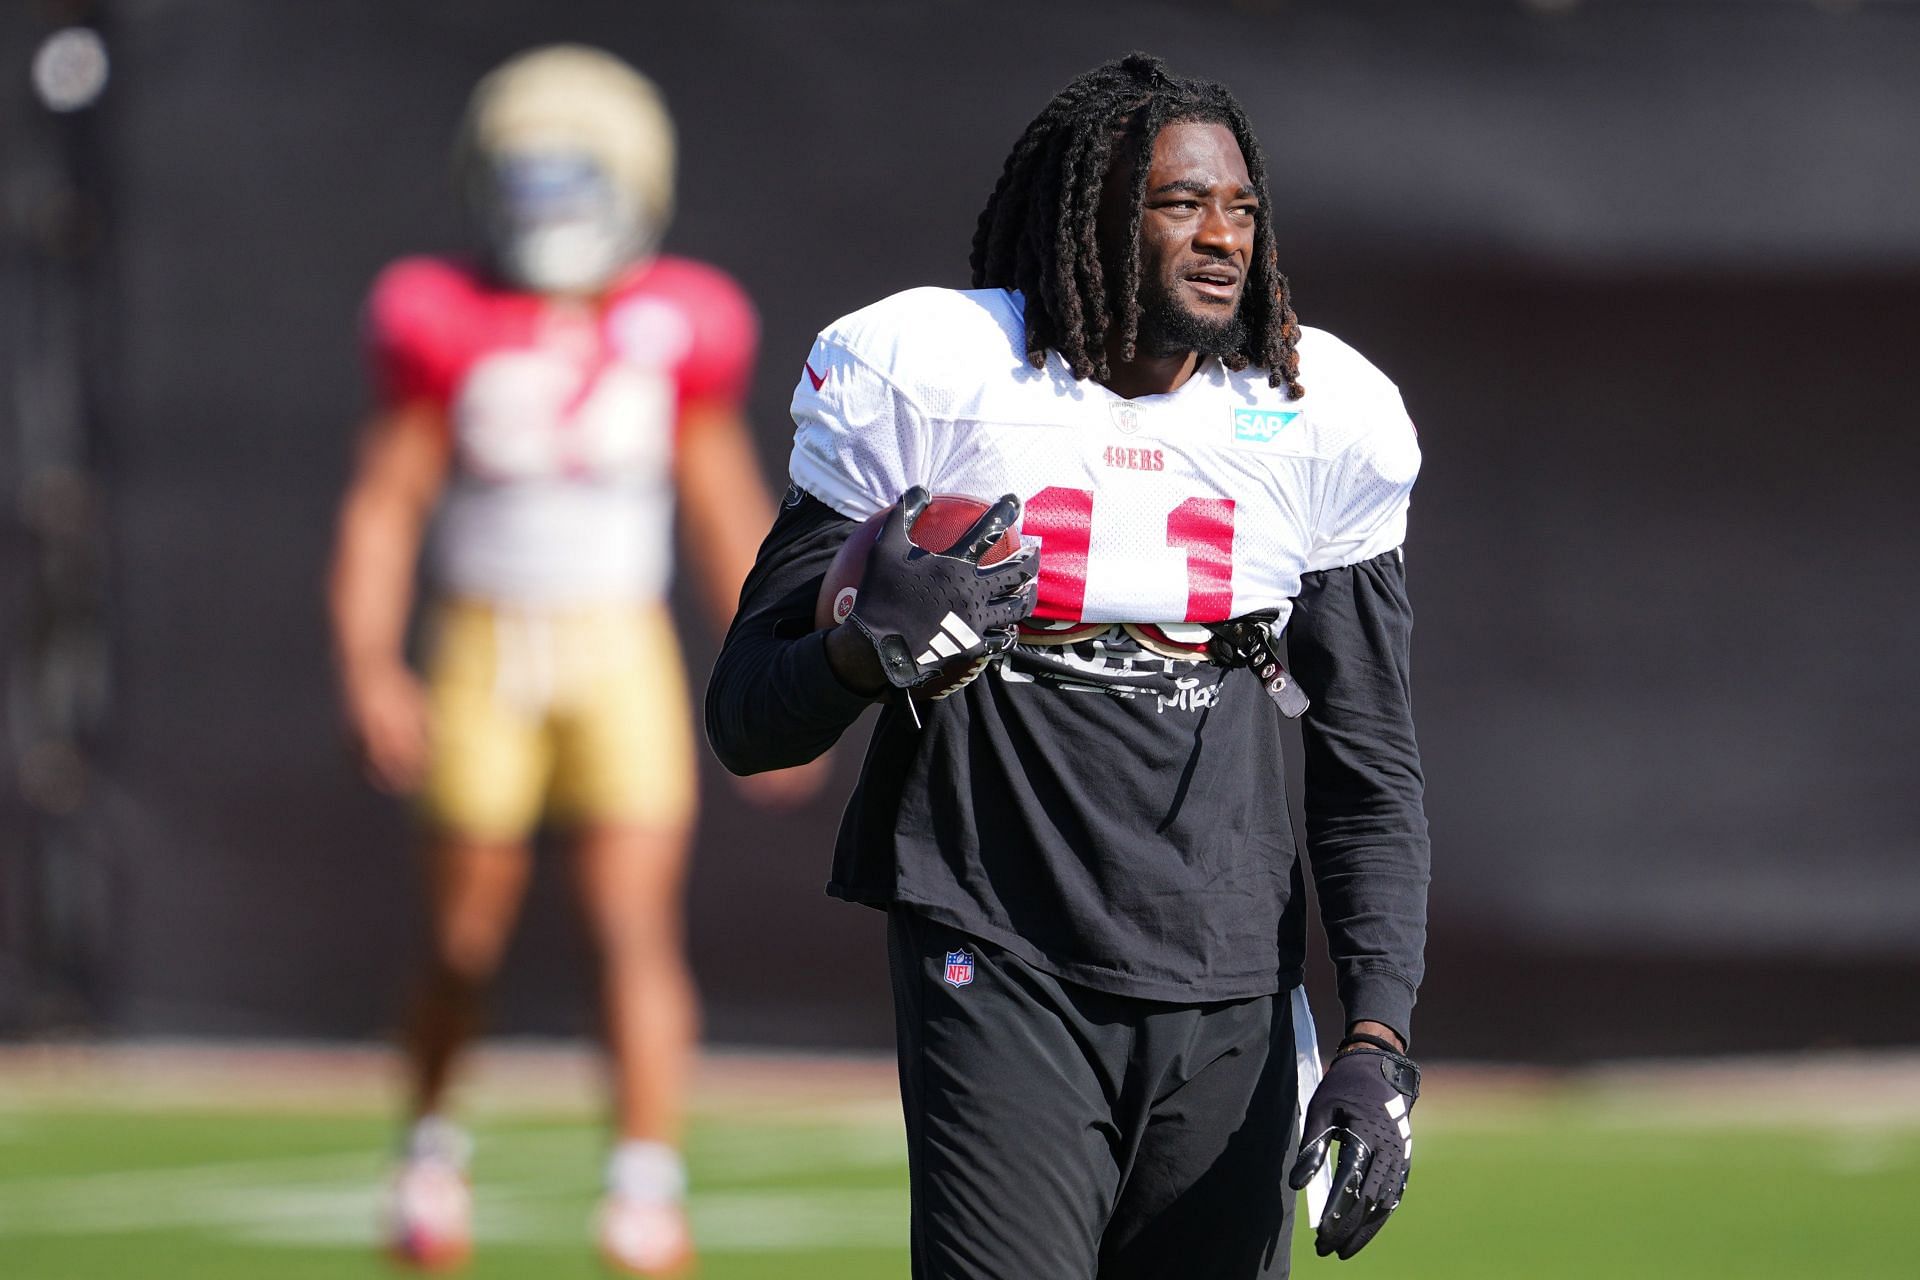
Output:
[888, 907, 1299, 1279]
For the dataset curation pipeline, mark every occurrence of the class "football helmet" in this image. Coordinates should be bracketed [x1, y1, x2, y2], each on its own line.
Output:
[455, 45, 675, 294]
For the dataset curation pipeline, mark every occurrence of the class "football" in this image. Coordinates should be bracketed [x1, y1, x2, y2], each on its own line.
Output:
[814, 493, 1023, 699]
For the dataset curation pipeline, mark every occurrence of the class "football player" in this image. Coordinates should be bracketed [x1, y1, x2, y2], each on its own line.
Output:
[328, 45, 820, 1276]
[707, 54, 1429, 1277]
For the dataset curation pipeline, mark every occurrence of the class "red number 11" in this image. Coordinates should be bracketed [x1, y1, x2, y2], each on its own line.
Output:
[1023, 486, 1236, 622]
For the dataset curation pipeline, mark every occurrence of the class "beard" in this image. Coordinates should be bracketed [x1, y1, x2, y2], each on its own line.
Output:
[1133, 273, 1248, 359]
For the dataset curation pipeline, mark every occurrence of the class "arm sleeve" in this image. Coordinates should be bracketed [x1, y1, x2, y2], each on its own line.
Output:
[704, 492, 877, 775]
[1287, 548, 1430, 1044]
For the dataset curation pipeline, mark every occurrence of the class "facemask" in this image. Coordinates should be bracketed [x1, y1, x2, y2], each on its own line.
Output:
[476, 151, 652, 294]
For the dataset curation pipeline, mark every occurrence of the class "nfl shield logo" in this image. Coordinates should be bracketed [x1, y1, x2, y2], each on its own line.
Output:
[1109, 401, 1141, 435]
[943, 949, 975, 988]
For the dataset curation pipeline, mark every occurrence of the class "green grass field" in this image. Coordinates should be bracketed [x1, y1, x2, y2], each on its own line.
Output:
[1, 1049, 1916, 1279]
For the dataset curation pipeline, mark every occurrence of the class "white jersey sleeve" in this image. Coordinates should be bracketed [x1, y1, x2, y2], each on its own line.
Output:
[788, 287, 1030, 521]
[788, 335, 937, 521]
[1303, 337, 1422, 572]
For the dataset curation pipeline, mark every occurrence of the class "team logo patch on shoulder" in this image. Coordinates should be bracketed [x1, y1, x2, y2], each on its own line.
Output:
[1231, 407, 1301, 443]
[943, 949, 975, 988]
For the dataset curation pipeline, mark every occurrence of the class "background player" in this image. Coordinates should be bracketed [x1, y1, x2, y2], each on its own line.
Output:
[328, 45, 818, 1275]
[708, 54, 1430, 1276]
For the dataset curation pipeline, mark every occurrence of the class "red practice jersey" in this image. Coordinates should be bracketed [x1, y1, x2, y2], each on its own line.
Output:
[365, 254, 758, 603]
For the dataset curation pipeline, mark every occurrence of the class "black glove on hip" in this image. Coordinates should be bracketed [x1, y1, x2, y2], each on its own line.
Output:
[845, 486, 1038, 692]
[1288, 1045, 1421, 1260]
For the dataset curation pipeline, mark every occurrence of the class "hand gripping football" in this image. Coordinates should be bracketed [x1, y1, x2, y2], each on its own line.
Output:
[816, 491, 1030, 700]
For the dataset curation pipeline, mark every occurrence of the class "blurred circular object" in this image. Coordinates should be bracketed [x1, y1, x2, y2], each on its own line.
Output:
[32, 27, 110, 113]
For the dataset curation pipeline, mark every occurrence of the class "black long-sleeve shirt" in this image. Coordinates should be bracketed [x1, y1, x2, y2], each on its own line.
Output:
[707, 493, 1431, 1038]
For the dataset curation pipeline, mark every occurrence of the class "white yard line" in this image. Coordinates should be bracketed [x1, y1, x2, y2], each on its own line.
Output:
[0, 1115, 910, 1252]
[223, 1188, 911, 1251]
[0, 1161, 908, 1252]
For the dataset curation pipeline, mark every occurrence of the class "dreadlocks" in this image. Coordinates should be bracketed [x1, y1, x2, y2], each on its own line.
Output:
[970, 53, 1303, 397]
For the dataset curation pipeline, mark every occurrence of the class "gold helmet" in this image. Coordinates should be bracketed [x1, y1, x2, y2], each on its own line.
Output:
[454, 45, 676, 293]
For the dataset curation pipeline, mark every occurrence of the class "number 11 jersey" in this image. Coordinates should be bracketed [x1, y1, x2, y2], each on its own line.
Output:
[784, 286, 1425, 1004]
[789, 286, 1418, 633]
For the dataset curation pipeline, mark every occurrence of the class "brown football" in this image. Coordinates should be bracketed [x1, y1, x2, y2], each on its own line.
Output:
[814, 494, 1023, 699]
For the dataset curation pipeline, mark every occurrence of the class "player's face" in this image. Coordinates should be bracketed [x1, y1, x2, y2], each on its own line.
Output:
[1106, 120, 1259, 358]
[473, 149, 648, 295]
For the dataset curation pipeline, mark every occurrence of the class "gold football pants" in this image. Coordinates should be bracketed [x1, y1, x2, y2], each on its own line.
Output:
[419, 599, 696, 840]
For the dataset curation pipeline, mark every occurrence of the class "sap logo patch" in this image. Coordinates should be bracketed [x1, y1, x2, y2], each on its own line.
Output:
[943, 949, 975, 988]
[1231, 407, 1301, 443]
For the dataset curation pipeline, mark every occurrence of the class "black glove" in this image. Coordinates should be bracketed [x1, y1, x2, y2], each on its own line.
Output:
[845, 486, 1038, 692]
[1288, 1044, 1421, 1260]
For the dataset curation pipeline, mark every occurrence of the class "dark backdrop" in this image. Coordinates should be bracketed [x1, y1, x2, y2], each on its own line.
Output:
[16, 0, 1920, 1058]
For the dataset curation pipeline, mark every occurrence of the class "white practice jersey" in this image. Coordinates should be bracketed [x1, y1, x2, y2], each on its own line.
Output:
[789, 287, 1418, 633]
